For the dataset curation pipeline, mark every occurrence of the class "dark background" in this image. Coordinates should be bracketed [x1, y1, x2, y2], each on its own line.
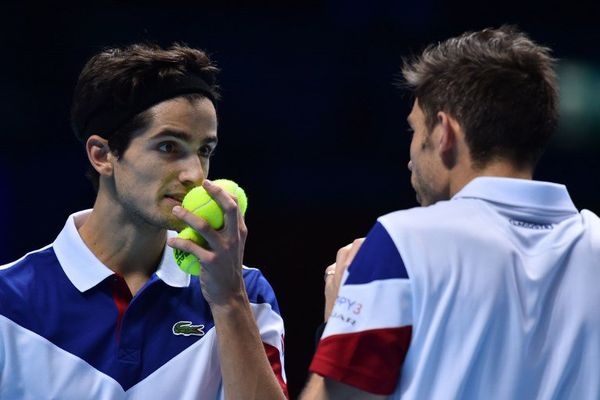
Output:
[1, 1, 599, 397]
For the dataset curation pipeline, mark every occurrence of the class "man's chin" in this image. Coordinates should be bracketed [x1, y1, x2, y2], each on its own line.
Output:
[158, 214, 187, 232]
[415, 192, 423, 206]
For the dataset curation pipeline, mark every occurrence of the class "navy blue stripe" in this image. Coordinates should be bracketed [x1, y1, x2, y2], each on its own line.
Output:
[244, 268, 282, 315]
[345, 222, 409, 285]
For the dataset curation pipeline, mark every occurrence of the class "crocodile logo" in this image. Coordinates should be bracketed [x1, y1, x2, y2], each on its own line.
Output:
[173, 321, 205, 337]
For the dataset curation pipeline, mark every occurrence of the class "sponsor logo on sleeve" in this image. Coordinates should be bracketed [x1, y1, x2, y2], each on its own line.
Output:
[330, 296, 364, 326]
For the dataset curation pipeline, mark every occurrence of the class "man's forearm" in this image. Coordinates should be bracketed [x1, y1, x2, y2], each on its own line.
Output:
[300, 373, 327, 400]
[211, 291, 286, 400]
[300, 373, 387, 400]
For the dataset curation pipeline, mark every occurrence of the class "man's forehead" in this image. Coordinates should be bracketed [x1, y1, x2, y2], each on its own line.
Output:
[144, 98, 217, 133]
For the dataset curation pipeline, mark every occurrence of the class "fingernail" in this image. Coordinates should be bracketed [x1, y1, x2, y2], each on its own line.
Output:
[172, 205, 183, 215]
[203, 179, 213, 187]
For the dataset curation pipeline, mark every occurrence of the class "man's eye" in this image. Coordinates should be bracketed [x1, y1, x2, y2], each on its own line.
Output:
[158, 142, 177, 153]
[199, 146, 215, 158]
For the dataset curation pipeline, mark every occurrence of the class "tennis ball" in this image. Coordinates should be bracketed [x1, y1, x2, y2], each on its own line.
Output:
[181, 179, 248, 230]
[173, 227, 207, 275]
[173, 179, 248, 276]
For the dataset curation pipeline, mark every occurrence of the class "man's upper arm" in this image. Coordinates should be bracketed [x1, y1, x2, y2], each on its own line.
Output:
[309, 221, 413, 396]
[245, 268, 288, 397]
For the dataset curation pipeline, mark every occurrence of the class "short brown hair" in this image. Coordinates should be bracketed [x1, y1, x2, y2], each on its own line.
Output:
[401, 26, 558, 169]
[70, 43, 219, 190]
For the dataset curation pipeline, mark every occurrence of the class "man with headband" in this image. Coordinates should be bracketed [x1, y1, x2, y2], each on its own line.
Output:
[0, 43, 287, 399]
[302, 26, 600, 399]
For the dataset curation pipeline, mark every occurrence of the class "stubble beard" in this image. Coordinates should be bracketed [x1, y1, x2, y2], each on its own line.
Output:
[412, 173, 436, 207]
[120, 196, 184, 233]
[415, 191, 423, 206]
[411, 174, 424, 206]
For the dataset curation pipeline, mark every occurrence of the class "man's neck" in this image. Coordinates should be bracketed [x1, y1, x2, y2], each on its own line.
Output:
[449, 159, 534, 199]
[78, 197, 167, 295]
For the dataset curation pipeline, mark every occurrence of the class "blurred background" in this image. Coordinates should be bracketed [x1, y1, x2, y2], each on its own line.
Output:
[2, 1, 599, 397]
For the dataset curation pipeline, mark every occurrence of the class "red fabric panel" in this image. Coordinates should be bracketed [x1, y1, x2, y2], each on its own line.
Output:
[310, 326, 412, 395]
[264, 341, 289, 399]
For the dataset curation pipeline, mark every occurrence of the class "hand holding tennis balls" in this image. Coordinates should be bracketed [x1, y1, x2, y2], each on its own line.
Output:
[173, 179, 248, 276]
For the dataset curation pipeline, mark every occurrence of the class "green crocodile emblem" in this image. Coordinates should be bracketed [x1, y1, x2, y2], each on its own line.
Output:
[173, 321, 205, 337]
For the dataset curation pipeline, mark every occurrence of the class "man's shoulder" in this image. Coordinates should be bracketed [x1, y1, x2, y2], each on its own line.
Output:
[0, 244, 56, 282]
[376, 199, 496, 266]
[0, 244, 58, 324]
[581, 209, 600, 241]
[241, 265, 268, 286]
[241, 266, 281, 314]
[582, 209, 600, 225]
[379, 198, 478, 231]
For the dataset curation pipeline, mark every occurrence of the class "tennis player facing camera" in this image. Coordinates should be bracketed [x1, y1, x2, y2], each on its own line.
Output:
[0, 43, 287, 400]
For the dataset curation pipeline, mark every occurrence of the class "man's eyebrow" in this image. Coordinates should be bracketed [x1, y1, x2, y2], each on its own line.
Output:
[151, 129, 218, 144]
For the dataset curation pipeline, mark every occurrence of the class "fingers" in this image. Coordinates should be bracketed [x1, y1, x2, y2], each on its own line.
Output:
[170, 205, 220, 245]
[323, 263, 337, 321]
[345, 238, 364, 265]
[168, 180, 248, 306]
[324, 264, 337, 282]
[170, 179, 246, 247]
[167, 235, 213, 262]
[322, 238, 365, 321]
[201, 180, 247, 260]
[201, 180, 241, 236]
[167, 202, 240, 271]
[334, 238, 365, 281]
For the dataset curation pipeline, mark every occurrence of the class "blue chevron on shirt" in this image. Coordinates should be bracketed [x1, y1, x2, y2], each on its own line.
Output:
[0, 209, 287, 399]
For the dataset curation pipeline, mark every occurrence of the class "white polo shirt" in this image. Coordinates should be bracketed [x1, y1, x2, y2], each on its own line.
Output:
[311, 177, 600, 399]
[0, 210, 287, 399]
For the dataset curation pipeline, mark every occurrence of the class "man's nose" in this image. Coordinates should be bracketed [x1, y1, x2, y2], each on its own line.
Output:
[408, 160, 414, 172]
[180, 156, 205, 187]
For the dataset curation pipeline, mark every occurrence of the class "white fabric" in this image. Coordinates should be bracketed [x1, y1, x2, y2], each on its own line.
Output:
[379, 177, 600, 399]
[0, 210, 286, 399]
[54, 209, 191, 291]
[322, 279, 412, 337]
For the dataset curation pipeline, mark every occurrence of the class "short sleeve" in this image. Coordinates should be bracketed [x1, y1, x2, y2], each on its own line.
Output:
[309, 222, 413, 395]
[244, 268, 288, 398]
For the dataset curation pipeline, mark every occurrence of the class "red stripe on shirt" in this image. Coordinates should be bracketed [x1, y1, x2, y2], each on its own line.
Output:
[309, 326, 412, 395]
[111, 274, 132, 343]
[264, 341, 288, 399]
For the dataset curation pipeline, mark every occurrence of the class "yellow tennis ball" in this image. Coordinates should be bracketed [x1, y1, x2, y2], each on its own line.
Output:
[211, 179, 248, 217]
[173, 227, 206, 275]
[174, 179, 248, 276]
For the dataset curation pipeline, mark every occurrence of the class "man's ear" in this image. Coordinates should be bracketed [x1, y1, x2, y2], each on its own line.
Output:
[86, 135, 114, 176]
[436, 111, 460, 169]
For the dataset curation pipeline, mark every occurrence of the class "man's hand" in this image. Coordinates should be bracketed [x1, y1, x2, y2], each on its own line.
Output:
[168, 179, 248, 306]
[168, 180, 285, 399]
[303, 237, 387, 400]
[324, 238, 364, 321]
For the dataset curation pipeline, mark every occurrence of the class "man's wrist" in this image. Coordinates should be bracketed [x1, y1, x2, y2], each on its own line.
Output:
[209, 290, 251, 316]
